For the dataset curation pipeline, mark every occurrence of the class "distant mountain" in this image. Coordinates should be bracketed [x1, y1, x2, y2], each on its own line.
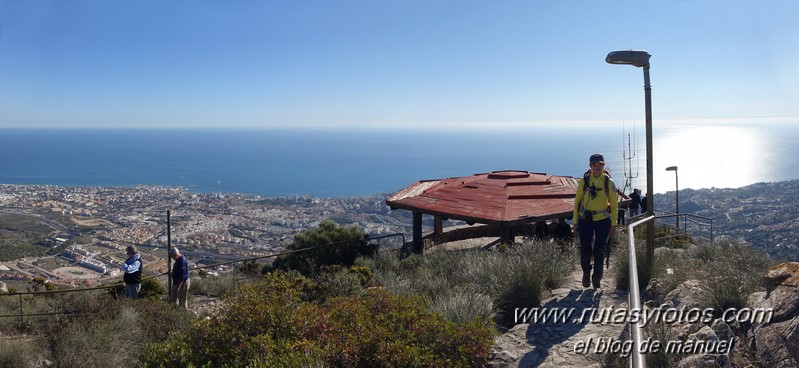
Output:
[653, 179, 799, 260]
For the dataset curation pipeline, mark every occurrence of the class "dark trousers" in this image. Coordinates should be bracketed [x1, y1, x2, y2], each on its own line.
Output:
[579, 217, 611, 281]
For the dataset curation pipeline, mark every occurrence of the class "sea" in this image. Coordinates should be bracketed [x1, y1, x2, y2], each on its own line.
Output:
[1, 121, 798, 198]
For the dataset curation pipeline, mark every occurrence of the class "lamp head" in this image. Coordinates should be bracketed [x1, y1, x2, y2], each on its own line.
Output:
[606, 50, 651, 67]
[666, 166, 678, 171]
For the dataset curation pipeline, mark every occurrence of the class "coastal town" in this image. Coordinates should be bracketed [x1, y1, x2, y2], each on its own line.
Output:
[0, 184, 414, 290]
[2, 178, 799, 290]
[657, 179, 799, 260]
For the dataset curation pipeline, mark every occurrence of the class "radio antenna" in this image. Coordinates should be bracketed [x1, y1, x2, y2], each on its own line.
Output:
[622, 122, 640, 194]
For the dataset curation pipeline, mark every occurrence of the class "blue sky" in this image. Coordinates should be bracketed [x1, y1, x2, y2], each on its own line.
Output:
[0, 0, 797, 129]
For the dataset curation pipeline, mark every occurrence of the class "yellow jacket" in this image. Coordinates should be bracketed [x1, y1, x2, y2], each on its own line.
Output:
[573, 173, 619, 226]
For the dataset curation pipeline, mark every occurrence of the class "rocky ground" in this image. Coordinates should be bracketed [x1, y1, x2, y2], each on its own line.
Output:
[189, 294, 224, 317]
[489, 255, 799, 367]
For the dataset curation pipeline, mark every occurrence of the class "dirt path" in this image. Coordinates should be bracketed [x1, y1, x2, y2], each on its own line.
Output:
[492, 267, 630, 367]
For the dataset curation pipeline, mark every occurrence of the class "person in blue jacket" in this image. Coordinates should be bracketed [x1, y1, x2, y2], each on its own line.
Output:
[169, 247, 190, 309]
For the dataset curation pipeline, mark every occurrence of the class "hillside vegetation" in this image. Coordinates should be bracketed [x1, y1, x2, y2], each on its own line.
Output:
[0, 219, 784, 367]
[0, 214, 53, 261]
[2, 221, 577, 367]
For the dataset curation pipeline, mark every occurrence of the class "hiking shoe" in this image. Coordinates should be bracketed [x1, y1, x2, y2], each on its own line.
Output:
[592, 278, 601, 289]
[582, 272, 590, 288]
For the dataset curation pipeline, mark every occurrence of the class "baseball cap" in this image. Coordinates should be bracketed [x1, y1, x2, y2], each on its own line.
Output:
[589, 154, 605, 164]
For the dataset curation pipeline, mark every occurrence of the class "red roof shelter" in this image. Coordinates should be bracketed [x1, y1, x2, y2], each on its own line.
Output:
[386, 170, 579, 253]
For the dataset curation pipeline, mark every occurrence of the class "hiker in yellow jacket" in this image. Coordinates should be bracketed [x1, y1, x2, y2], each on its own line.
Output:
[573, 154, 618, 289]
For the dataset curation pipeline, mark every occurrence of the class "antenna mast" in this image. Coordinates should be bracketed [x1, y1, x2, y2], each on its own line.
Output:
[622, 123, 640, 194]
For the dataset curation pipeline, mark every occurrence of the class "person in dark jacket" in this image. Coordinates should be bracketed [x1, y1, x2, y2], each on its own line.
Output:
[629, 189, 642, 217]
[552, 217, 574, 247]
[640, 193, 648, 214]
[533, 221, 550, 241]
[122, 245, 142, 299]
[169, 247, 190, 309]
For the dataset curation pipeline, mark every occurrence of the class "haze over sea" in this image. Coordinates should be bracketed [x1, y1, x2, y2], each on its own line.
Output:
[2, 121, 798, 197]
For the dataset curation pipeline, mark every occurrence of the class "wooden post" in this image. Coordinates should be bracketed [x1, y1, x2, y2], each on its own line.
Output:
[412, 212, 423, 254]
[167, 210, 172, 299]
[18, 294, 23, 328]
[500, 225, 514, 245]
[433, 216, 443, 234]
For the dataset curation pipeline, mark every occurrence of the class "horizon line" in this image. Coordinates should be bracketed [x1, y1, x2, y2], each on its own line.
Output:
[1, 116, 797, 131]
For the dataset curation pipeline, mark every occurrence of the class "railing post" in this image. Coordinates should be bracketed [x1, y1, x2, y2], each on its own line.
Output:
[167, 210, 173, 300]
[710, 219, 714, 244]
[627, 215, 654, 368]
[18, 293, 23, 329]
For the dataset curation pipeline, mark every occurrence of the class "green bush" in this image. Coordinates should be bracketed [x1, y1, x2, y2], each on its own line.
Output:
[107, 277, 166, 299]
[347, 265, 374, 285]
[0, 337, 47, 368]
[141, 271, 313, 367]
[140, 271, 493, 368]
[190, 272, 239, 297]
[311, 269, 366, 302]
[134, 298, 195, 342]
[239, 259, 262, 276]
[302, 290, 493, 367]
[267, 220, 376, 276]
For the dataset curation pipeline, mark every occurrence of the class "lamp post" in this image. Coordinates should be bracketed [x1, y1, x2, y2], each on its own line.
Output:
[606, 48, 652, 368]
[666, 166, 679, 228]
[606, 50, 654, 278]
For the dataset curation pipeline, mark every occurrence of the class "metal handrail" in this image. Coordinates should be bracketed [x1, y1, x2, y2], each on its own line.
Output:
[630, 211, 714, 244]
[654, 211, 714, 244]
[626, 215, 654, 368]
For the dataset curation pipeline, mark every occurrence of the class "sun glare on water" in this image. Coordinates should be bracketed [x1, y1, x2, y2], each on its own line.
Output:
[652, 125, 771, 193]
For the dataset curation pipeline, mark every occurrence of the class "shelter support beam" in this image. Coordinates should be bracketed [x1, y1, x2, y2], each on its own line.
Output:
[413, 212, 423, 254]
[500, 225, 514, 245]
[433, 216, 443, 234]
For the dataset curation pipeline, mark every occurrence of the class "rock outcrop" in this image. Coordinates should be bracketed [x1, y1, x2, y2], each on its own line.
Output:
[490, 261, 799, 367]
[663, 279, 707, 310]
[746, 262, 799, 367]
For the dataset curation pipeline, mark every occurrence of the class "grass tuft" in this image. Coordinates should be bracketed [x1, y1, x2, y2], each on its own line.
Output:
[364, 239, 577, 328]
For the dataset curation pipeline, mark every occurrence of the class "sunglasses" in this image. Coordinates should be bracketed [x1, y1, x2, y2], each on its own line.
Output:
[591, 162, 605, 167]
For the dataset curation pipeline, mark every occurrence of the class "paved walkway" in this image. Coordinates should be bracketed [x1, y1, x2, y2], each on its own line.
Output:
[492, 268, 631, 368]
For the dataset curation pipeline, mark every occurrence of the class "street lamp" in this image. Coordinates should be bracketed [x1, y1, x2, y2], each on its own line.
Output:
[606, 49, 654, 278]
[666, 166, 679, 228]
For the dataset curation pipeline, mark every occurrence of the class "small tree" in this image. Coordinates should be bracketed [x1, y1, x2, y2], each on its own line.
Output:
[27, 276, 54, 292]
[239, 260, 260, 277]
[267, 220, 376, 275]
